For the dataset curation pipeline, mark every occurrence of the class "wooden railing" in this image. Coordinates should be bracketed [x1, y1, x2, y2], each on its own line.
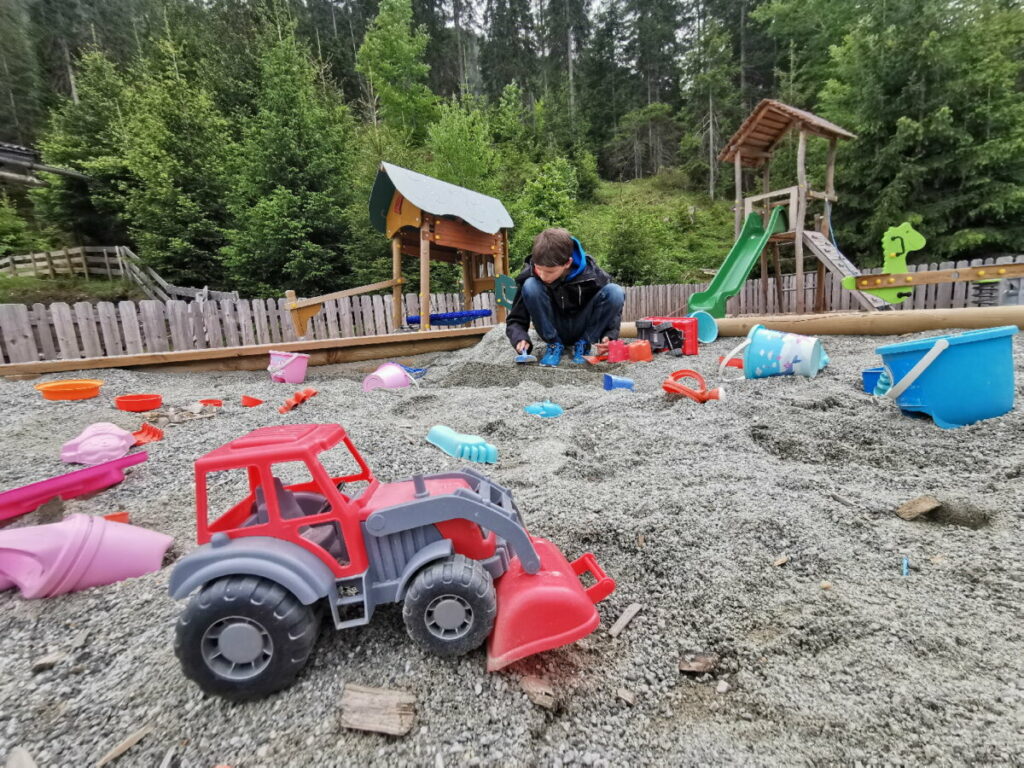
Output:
[0, 246, 239, 302]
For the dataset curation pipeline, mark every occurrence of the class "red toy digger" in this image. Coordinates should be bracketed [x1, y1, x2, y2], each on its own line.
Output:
[169, 424, 615, 700]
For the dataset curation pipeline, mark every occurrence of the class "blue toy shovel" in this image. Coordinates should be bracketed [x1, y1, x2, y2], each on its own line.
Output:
[515, 352, 537, 364]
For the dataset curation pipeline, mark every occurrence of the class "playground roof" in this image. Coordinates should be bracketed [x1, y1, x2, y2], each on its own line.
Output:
[368, 162, 514, 236]
[719, 100, 856, 168]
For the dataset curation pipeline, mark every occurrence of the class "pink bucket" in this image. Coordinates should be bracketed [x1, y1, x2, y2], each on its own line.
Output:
[268, 351, 310, 384]
[363, 363, 416, 392]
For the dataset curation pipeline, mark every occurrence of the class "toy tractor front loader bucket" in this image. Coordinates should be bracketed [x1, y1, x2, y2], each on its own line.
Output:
[486, 536, 615, 672]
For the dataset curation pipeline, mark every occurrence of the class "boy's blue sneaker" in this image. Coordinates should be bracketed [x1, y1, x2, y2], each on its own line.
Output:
[572, 339, 590, 364]
[539, 343, 565, 367]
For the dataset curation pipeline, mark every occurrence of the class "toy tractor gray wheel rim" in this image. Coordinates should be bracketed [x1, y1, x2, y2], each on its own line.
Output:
[425, 594, 473, 640]
[201, 615, 273, 681]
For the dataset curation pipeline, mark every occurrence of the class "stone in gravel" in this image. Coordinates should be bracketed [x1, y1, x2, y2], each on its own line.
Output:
[617, 688, 636, 706]
[520, 675, 556, 709]
[716, 680, 731, 694]
[820, 581, 833, 590]
[30, 652, 67, 674]
[69, 630, 89, 650]
[95, 724, 153, 767]
[772, 555, 790, 567]
[895, 495, 942, 520]
[4, 747, 38, 768]
[29, 496, 64, 525]
[608, 603, 642, 638]
[678, 652, 719, 674]
[340, 684, 416, 736]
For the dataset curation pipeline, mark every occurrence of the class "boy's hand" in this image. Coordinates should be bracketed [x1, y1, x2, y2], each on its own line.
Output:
[516, 340, 530, 354]
[594, 336, 611, 355]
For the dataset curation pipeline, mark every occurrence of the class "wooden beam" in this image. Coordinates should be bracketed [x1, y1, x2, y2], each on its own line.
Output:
[794, 128, 807, 313]
[713, 306, 1024, 337]
[0, 326, 492, 376]
[734, 153, 743, 237]
[391, 236, 403, 329]
[419, 215, 431, 331]
[461, 252, 474, 311]
[851, 262, 1024, 288]
[825, 138, 837, 197]
[287, 279, 401, 310]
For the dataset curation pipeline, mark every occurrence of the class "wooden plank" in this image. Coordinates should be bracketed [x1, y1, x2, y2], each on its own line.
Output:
[118, 302, 143, 354]
[166, 301, 191, 351]
[188, 300, 208, 349]
[340, 684, 416, 736]
[236, 300, 256, 347]
[0, 304, 39, 363]
[323, 299, 340, 339]
[32, 303, 57, 360]
[251, 299, 270, 345]
[264, 299, 282, 343]
[339, 296, 355, 337]
[201, 300, 224, 348]
[278, 299, 299, 342]
[73, 301, 103, 358]
[50, 302, 81, 359]
[220, 300, 240, 347]
[310, 299, 329, 340]
[139, 300, 169, 353]
[360, 295, 376, 336]
[382, 295, 394, 334]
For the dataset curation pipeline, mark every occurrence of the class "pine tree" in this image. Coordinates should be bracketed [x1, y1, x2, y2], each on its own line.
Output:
[356, 0, 436, 140]
[820, 0, 1024, 262]
[221, 28, 356, 297]
[481, 0, 537, 101]
[426, 97, 498, 195]
[117, 39, 234, 286]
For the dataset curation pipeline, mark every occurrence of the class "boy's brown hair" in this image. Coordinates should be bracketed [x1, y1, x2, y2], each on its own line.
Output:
[531, 228, 574, 267]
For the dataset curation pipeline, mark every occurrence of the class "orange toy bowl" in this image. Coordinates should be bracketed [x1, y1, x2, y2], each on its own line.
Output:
[34, 379, 104, 401]
[115, 394, 163, 412]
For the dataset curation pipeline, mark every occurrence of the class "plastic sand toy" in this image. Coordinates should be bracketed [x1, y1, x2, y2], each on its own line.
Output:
[34, 379, 103, 401]
[524, 401, 563, 418]
[426, 425, 498, 464]
[115, 394, 163, 412]
[169, 424, 614, 700]
[61, 423, 135, 465]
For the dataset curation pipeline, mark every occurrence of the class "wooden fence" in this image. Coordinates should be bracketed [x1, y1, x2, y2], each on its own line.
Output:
[0, 246, 239, 302]
[0, 255, 1020, 365]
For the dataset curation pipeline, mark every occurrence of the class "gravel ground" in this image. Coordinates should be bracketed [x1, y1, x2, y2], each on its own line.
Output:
[1, 325, 1022, 767]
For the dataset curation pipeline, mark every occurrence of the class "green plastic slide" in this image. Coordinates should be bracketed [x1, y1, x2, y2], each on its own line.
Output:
[688, 207, 788, 318]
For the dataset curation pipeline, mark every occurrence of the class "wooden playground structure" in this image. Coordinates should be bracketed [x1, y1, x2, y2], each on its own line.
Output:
[286, 162, 513, 338]
[719, 99, 882, 315]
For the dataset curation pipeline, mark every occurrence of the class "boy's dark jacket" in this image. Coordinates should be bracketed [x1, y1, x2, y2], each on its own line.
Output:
[505, 237, 618, 351]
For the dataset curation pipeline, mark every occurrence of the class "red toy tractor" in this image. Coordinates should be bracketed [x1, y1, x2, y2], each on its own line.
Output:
[169, 424, 615, 700]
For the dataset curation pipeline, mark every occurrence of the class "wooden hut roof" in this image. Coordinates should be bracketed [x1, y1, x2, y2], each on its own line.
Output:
[718, 100, 856, 167]
[369, 162, 514, 236]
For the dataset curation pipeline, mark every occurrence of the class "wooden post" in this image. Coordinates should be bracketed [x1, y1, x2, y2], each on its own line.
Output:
[419, 216, 431, 331]
[794, 128, 807, 313]
[495, 230, 509, 324]
[815, 261, 827, 313]
[759, 164, 771, 312]
[824, 137, 837, 238]
[733, 153, 744, 238]
[62, 248, 75, 278]
[771, 244, 784, 312]
[391, 235, 403, 329]
[461, 252, 474, 311]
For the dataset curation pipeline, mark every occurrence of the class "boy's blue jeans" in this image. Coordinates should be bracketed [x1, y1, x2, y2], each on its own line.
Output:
[520, 278, 626, 345]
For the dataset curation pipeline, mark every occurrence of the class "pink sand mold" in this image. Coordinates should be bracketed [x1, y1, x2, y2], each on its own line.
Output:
[362, 362, 417, 392]
[61, 422, 136, 465]
[0, 452, 148, 524]
[0, 513, 173, 599]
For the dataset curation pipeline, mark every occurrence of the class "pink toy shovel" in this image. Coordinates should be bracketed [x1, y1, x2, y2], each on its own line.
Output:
[0, 452, 148, 523]
[0, 513, 172, 599]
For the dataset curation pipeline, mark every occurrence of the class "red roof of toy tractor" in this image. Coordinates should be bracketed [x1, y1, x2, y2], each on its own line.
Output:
[196, 424, 349, 471]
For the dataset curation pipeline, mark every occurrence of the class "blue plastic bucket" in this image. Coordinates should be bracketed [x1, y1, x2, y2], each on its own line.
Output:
[687, 311, 719, 343]
[875, 325, 1018, 429]
[862, 366, 884, 394]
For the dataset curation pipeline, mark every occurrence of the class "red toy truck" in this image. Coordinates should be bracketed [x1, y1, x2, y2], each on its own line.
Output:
[169, 424, 614, 700]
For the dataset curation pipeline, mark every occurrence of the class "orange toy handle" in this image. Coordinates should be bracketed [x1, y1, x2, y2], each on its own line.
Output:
[661, 369, 708, 402]
[572, 552, 616, 604]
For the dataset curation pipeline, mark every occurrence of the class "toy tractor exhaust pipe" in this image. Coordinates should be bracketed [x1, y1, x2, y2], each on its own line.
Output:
[486, 536, 614, 671]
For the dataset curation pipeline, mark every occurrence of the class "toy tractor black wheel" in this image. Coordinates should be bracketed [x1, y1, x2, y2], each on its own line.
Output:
[175, 576, 320, 701]
[403, 555, 496, 657]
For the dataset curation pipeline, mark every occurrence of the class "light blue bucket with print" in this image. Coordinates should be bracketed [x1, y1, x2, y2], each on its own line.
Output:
[687, 310, 719, 343]
[720, 324, 827, 380]
[874, 325, 1018, 429]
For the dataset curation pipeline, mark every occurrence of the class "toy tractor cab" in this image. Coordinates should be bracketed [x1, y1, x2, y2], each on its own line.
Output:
[169, 424, 615, 700]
